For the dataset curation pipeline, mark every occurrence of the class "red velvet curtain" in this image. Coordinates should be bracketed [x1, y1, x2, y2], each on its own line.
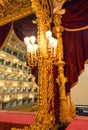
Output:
[0, 23, 12, 48]
[62, 0, 88, 29]
[63, 29, 88, 93]
[61, 0, 88, 93]
[13, 14, 37, 41]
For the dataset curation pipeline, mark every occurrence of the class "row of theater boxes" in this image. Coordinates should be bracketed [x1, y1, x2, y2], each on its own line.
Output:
[0, 87, 38, 93]
[0, 72, 32, 81]
[0, 58, 28, 71]
[0, 97, 38, 110]
[0, 93, 38, 102]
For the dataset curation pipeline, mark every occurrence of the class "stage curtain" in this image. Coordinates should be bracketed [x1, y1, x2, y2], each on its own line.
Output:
[61, 0, 88, 93]
[63, 29, 88, 93]
[0, 23, 12, 48]
[13, 14, 37, 41]
[62, 0, 88, 29]
[53, 65, 59, 122]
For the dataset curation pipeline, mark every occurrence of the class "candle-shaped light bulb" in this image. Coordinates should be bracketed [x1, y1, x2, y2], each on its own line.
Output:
[46, 30, 52, 39]
[30, 36, 36, 44]
[34, 44, 38, 55]
[53, 39, 58, 47]
[27, 43, 33, 53]
[53, 39, 58, 57]
[24, 37, 30, 46]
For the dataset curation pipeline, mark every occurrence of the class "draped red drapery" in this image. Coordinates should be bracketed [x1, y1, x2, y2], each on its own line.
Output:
[0, 23, 12, 48]
[62, 0, 88, 29]
[13, 14, 37, 42]
[62, 0, 88, 93]
[63, 29, 88, 93]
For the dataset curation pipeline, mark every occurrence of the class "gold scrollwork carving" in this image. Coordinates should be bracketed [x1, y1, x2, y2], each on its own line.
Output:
[0, 0, 34, 26]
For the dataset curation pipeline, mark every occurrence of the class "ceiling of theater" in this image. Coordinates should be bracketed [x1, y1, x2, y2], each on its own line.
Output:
[0, 0, 52, 26]
[0, 0, 34, 26]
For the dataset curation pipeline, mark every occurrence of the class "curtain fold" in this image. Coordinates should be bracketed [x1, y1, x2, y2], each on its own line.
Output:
[13, 14, 37, 41]
[0, 23, 11, 48]
[61, 0, 88, 93]
[53, 65, 59, 122]
[62, 0, 88, 29]
[63, 29, 88, 93]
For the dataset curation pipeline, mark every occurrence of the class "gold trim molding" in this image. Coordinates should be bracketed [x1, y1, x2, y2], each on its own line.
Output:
[0, 0, 34, 26]
[64, 25, 88, 32]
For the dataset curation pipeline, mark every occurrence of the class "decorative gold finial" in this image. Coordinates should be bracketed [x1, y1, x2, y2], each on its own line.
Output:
[53, 0, 67, 15]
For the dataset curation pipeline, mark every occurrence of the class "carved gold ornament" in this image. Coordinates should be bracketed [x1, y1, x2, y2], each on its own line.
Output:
[0, 0, 33, 26]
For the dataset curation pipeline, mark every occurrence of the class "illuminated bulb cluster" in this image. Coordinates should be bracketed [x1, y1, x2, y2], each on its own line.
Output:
[24, 36, 38, 55]
[46, 30, 58, 57]
[24, 31, 58, 68]
[24, 36, 38, 68]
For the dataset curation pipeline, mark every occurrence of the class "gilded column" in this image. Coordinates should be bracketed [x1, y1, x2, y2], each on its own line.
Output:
[52, 1, 73, 124]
